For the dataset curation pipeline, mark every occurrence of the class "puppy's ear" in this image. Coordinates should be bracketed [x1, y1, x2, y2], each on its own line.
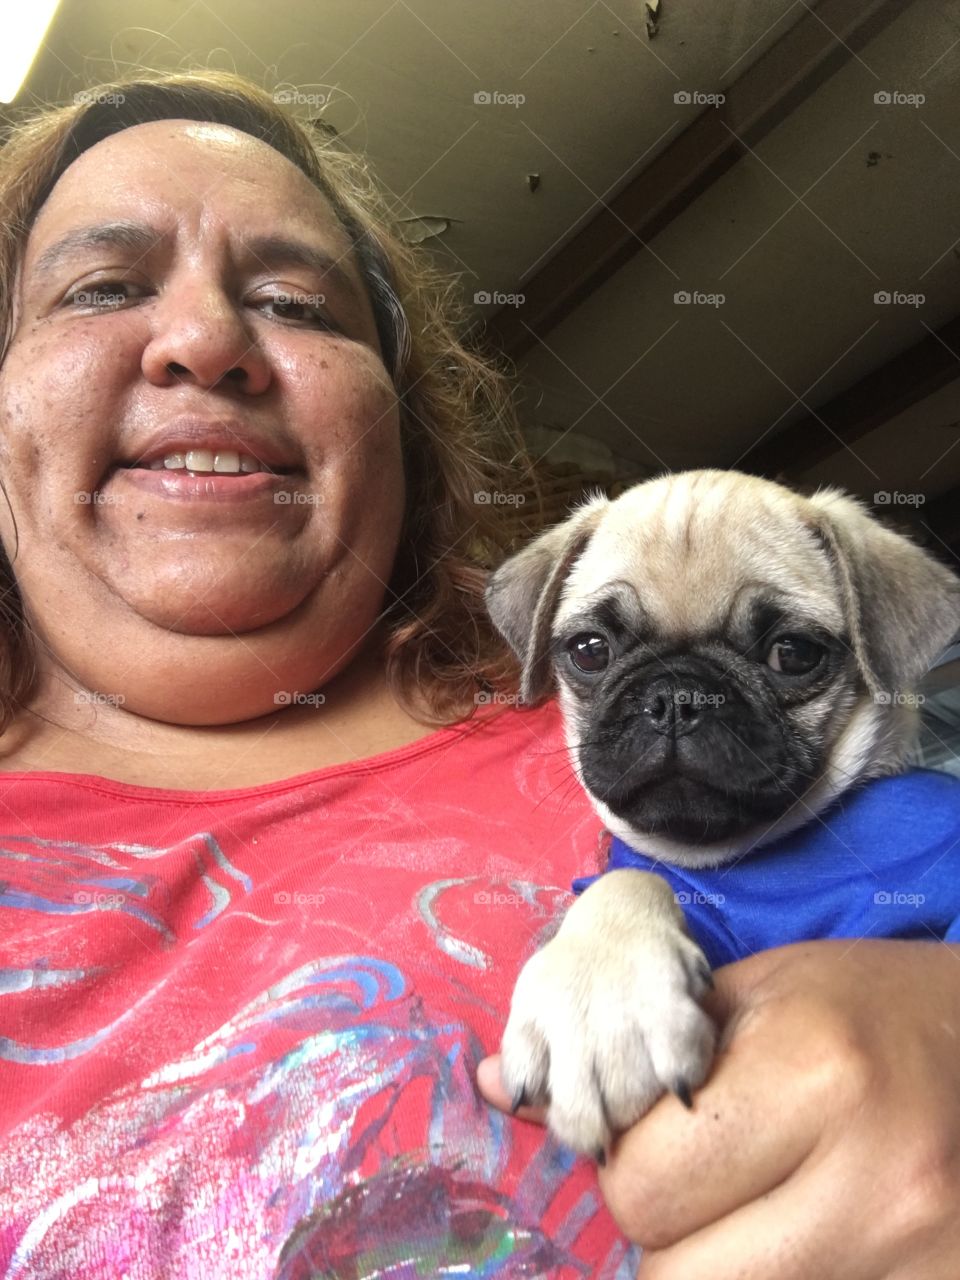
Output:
[806, 489, 960, 696]
[486, 497, 608, 704]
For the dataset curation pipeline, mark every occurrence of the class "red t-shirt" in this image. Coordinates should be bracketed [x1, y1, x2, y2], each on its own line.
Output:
[0, 701, 639, 1278]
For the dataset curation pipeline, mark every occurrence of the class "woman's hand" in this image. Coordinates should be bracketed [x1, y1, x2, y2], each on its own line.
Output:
[478, 939, 960, 1278]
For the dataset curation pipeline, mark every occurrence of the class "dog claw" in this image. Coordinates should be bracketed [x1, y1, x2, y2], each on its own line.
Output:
[673, 1078, 694, 1110]
[595, 1146, 607, 1167]
[510, 1083, 528, 1114]
[697, 960, 714, 989]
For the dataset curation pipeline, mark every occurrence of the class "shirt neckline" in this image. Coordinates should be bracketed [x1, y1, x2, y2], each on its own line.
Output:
[0, 712, 499, 805]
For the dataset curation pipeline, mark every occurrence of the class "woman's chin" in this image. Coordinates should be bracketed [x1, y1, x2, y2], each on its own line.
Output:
[113, 577, 315, 637]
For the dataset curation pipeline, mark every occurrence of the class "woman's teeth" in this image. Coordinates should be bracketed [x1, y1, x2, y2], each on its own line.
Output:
[147, 450, 271, 474]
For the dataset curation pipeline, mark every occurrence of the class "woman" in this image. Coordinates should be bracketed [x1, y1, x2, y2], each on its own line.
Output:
[0, 70, 956, 1279]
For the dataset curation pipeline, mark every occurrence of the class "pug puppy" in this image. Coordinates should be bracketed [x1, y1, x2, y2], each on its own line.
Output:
[486, 469, 960, 1157]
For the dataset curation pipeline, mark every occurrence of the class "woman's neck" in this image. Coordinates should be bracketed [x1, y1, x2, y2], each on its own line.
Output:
[0, 651, 440, 790]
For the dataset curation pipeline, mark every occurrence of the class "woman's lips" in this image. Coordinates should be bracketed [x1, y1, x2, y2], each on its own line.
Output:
[108, 466, 309, 503]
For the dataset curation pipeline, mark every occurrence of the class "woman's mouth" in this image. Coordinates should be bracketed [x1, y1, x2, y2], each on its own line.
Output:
[138, 449, 281, 475]
[106, 450, 308, 505]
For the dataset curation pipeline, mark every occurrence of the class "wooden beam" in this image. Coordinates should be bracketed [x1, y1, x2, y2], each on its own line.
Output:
[738, 312, 960, 477]
[482, 0, 915, 360]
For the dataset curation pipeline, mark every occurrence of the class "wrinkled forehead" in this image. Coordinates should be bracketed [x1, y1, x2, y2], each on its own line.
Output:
[556, 476, 846, 640]
[29, 119, 345, 240]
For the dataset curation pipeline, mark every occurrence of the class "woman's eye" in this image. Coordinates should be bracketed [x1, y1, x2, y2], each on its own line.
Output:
[257, 291, 334, 328]
[567, 632, 610, 674]
[65, 281, 144, 309]
[765, 634, 825, 675]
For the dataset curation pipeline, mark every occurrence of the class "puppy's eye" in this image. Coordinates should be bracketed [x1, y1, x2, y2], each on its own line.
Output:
[766, 634, 824, 675]
[567, 633, 610, 674]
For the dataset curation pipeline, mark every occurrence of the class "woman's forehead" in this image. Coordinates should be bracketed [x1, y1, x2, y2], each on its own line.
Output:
[27, 119, 350, 255]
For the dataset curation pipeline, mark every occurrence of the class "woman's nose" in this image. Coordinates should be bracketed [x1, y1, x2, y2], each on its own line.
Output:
[141, 282, 272, 394]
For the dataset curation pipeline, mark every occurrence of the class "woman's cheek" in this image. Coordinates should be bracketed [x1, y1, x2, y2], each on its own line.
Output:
[305, 343, 402, 475]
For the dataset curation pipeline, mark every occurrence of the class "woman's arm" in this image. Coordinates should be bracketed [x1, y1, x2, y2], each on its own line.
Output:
[479, 938, 960, 1278]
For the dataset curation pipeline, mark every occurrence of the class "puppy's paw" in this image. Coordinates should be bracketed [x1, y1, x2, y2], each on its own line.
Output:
[501, 919, 715, 1156]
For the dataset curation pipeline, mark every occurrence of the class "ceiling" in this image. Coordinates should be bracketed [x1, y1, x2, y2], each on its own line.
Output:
[8, 0, 960, 552]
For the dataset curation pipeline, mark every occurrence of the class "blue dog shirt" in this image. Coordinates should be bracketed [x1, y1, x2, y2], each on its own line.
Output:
[572, 769, 960, 967]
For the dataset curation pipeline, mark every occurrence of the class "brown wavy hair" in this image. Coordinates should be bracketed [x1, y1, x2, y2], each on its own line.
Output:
[0, 69, 532, 728]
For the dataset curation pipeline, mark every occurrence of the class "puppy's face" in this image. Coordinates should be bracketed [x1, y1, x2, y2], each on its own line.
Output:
[488, 470, 960, 866]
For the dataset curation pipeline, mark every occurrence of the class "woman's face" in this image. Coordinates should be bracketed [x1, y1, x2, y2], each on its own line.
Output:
[0, 120, 406, 723]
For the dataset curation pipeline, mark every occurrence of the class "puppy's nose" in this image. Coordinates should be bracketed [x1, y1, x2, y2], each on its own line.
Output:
[641, 678, 709, 737]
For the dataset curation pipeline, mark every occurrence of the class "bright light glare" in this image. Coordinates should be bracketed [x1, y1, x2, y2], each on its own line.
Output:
[0, 1, 64, 104]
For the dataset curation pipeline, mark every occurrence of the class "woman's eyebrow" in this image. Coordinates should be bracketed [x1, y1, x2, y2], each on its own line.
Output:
[238, 235, 363, 305]
[30, 222, 364, 305]
[31, 221, 161, 278]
